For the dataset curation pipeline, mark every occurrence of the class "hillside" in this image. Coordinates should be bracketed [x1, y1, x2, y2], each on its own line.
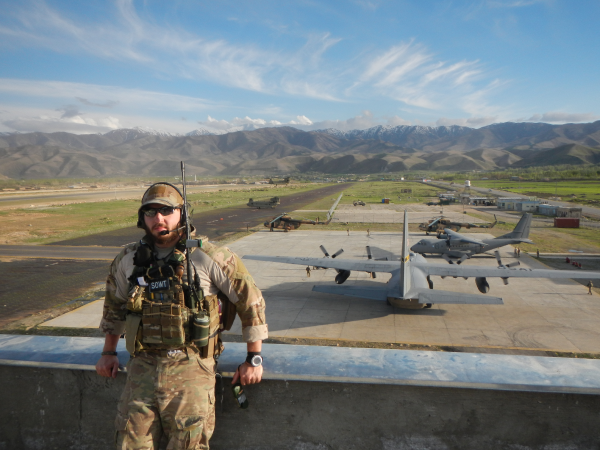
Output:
[511, 144, 600, 168]
[0, 122, 599, 178]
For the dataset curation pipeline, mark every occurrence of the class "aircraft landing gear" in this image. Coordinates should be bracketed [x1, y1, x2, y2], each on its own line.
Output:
[424, 303, 433, 308]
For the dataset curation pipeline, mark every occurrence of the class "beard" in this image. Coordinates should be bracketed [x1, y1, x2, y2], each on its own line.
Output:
[142, 222, 183, 247]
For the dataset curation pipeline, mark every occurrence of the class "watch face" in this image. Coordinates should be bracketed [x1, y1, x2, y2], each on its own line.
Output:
[250, 355, 263, 367]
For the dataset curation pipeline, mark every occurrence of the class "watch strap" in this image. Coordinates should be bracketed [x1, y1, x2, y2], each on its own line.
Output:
[101, 351, 118, 356]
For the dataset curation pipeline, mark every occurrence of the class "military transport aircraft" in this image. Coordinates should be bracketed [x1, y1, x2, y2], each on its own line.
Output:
[244, 211, 599, 309]
[269, 177, 290, 185]
[264, 193, 343, 231]
[411, 213, 533, 262]
[247, 197, 280, 209]
[418, 215, 497, 235]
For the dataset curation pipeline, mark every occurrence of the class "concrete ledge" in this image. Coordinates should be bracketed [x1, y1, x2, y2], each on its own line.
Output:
[1, 335, 600, 449]
[2, 335, 600, 394]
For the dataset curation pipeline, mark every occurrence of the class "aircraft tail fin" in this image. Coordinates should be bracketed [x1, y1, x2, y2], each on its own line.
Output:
[498, 213, 532, 240]
[401, 210, 410, 297]
[326, 192, 343, 222]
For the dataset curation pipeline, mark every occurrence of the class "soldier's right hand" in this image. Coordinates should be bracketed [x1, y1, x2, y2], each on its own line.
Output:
[96, 355, 120, 378]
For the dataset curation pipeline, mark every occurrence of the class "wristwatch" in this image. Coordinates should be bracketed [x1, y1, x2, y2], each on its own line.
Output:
[245, 353, 263, 367]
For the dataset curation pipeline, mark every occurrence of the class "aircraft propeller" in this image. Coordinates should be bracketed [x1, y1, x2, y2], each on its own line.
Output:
[441, 254, 469, 265]
[320, 245, 344, 258]
[441, 254, 469, 278]
[494, 250, 520, 285]
[366, 246, 376, 278]
[319, 245, 350, 284]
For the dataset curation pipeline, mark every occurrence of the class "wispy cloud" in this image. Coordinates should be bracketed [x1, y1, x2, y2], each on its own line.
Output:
[0, 79, 223, 134]
[436, 116, 499, 127]
[0, 79, 218, 112]
[56, 105, 82, 119]
[0, 1, 500, 111]
[1, 104, 122, 134]
[358, 40, 493, 112]
[76, 97, 119, 108]
[487, 0, 550, 8]
[2, 1, 582, 133]
[193, 110, 414, 134]
[0, 0, 343, 98]
[525, 111, 598, 123]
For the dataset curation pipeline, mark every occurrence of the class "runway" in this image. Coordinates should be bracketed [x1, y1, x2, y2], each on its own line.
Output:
[0, 184, 349, 326]
[0, 244, 121, 260]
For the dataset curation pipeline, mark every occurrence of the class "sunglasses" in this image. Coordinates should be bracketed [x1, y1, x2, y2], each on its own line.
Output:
[142, 206, 180, 218]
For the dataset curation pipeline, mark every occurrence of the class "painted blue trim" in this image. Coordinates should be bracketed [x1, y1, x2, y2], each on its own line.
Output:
[1, 335, 599, 395]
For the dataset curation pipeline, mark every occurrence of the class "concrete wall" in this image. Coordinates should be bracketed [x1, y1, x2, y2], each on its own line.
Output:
[1, 363, 599, 450]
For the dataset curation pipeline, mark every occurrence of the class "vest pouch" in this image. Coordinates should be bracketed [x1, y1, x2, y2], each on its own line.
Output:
[141, 303, 163, 345]
[126, 285, 144, 313]
[218, 292, 237, 331]
[160, 304, 185, 346]
[192, 312, 210, 348]
[125, 314, 142, 355]
[199, 295, 222, 359]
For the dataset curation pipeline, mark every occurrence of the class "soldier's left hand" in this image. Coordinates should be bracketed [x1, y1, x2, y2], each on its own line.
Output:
[232, 362, 263, 386]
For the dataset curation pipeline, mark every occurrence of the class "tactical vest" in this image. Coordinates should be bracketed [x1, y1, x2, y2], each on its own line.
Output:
[124, 239, 227, 359]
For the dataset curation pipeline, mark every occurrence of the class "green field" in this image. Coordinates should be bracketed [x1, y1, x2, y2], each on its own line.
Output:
[4, 184, 334, 245]
[298, 181, 444, 211]
[471, 180, 600, 205]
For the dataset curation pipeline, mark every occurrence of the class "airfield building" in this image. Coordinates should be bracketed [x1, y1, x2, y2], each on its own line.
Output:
[497, 197, 541, 211]
[538, 204, 582, 218]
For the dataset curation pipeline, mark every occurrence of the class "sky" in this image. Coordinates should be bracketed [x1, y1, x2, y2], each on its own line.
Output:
[0, 0, 599, 135]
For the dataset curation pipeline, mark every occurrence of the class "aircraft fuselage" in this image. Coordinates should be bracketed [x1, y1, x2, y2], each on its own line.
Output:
[411, 238, 520, 258]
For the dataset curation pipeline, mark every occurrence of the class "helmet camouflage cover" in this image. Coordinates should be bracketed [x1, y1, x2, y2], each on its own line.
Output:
[141, 183, 184, 208]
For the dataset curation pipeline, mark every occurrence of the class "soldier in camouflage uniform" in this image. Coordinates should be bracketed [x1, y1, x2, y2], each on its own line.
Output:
[96, 183, 268, 449]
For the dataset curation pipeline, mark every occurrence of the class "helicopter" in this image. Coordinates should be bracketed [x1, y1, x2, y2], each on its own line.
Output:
[265, 193, 342, 232]
[418, 215, 497, 235]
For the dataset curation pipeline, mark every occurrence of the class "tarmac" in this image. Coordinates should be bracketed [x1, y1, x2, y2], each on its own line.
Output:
[330, 203, 490, 224]
[41, 229, 600, 354]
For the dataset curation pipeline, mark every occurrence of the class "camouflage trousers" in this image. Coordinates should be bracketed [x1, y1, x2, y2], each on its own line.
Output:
[115, 349, 216, 450]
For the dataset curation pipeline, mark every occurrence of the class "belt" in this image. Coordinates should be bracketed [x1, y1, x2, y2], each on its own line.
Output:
[136, 347, 196, 358]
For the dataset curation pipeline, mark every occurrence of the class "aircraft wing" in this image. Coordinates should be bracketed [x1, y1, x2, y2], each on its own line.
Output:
[444, 228, 485, 245]
[243, 255, 400, 273]
[312, 284, 389, 301]
[367, 246, 398, 261]
[414, 262, 600, 279]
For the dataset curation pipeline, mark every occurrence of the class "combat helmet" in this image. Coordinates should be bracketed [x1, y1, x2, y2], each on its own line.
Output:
[137, 182, 185, 228]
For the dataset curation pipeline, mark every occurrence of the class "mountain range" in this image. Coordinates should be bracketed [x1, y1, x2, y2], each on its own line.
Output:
[0, 121, 599, 178]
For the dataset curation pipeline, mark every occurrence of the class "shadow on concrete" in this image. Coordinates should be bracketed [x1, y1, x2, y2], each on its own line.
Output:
[259, 280, 447, 334]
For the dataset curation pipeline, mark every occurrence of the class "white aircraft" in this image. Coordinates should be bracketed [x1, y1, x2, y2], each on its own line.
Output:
[243, 211, 599, 309]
